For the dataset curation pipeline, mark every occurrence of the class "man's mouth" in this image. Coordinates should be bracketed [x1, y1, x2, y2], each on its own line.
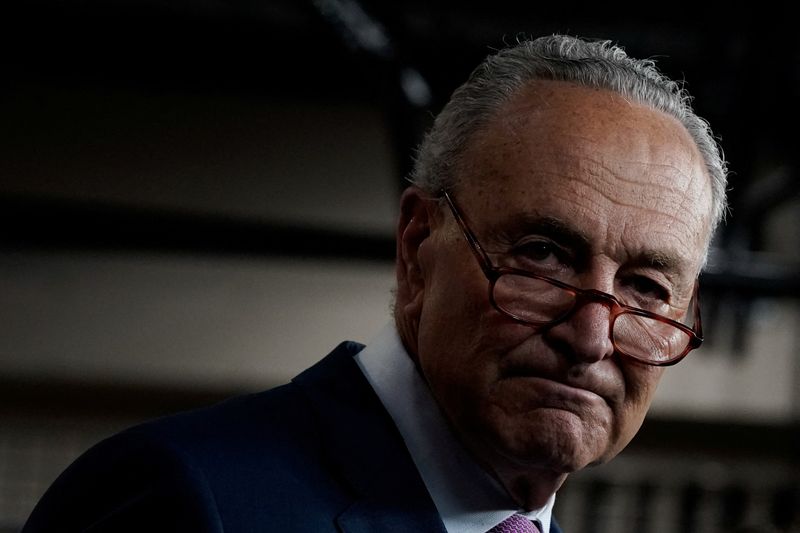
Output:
[498, 362, 615, 409]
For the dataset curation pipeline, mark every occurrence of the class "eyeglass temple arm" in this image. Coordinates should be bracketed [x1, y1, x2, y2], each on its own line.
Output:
[692, 282, 703, 342]
[442, 191, 496, 276]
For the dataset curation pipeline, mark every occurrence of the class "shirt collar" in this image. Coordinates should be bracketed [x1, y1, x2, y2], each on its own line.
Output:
[355, 322, 555, 533]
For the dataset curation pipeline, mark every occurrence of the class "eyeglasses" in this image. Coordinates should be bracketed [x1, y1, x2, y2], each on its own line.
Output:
[441, 191, 703, 366]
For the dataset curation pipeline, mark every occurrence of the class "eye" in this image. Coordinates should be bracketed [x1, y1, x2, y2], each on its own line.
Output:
[624, 276, 672, 307]
[518, 240, 556, 260]
[511, 240, 568, 271]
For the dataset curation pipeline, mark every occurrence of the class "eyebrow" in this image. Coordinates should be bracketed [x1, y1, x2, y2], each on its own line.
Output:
[500, 215, 689, 280]
[501, 215, 592, 253]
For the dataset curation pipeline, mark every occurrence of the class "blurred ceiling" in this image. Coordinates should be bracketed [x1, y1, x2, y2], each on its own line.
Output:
[5, 2, 797, 186]
[2, 1, 799, 260]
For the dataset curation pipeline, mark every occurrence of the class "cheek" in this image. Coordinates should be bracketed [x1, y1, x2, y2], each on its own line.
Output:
[416, 241, 492, 363]
[416, 287, 494, 383]
[616, 365, 665, 441]
[419, 278, 534, 374]
[627, 365, 664, 406]
[415, 267, 535, 411]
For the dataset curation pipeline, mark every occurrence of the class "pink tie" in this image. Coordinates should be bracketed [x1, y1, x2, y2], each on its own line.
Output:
[487, 514, 541, 533]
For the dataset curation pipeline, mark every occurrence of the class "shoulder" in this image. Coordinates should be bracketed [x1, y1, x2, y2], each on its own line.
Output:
[21, 405, 228, 532]
[22, 384, 311, 532]
[23, 341, 371, 532]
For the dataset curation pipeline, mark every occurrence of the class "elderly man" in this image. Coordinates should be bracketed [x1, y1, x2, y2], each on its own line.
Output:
[23, 34, 726, 532]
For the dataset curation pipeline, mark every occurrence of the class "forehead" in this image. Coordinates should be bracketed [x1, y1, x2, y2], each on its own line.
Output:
[456, 81, 714, 275]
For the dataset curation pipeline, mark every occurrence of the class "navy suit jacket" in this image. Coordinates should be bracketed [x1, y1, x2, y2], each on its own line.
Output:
[23, 341, 562, 532]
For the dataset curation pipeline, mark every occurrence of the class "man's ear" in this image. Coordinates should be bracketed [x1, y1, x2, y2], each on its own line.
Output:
[395, 186, 435, 316]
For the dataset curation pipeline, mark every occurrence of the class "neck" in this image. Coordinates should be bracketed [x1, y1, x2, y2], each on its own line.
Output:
[491, 464, 567, 510]
[455, 433, 568, 510]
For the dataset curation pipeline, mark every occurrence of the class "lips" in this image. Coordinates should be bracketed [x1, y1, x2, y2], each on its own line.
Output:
[505, 375, 607, 409]
[498, 361, 618, 408]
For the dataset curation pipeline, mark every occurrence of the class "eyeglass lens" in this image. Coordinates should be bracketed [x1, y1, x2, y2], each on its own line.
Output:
[492, 273, 692, 361]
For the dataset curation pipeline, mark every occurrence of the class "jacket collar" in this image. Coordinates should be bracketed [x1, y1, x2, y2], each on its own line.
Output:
[292, 341, 446, 533]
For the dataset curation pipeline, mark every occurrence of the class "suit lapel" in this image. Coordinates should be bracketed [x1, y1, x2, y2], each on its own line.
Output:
[293, 341, 446, 533]
[336, 499, 445, 533]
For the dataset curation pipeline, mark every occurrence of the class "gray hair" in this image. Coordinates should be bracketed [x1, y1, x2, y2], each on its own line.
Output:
[410, 34, 728, 234]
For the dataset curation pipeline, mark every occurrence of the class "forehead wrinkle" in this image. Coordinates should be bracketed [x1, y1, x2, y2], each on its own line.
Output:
[545, 154, 711, 247]
[463, 82, 712, 272]
[566, 152, 701, 195]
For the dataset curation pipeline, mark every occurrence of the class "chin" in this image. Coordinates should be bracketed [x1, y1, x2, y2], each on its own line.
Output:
[486, 408, 613, 474]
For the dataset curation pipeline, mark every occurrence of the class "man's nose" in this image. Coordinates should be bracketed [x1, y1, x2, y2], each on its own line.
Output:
[545, 299, 615, 364]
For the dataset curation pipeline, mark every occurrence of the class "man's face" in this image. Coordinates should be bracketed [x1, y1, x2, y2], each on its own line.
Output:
[410, 81, 713, 478]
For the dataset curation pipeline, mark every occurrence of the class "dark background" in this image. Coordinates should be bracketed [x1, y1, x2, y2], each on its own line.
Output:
[2, 1, 799, 287]
[1, 2, 798, 531]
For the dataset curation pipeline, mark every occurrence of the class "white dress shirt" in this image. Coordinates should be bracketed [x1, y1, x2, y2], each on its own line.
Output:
[355, 322, 555, 533]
